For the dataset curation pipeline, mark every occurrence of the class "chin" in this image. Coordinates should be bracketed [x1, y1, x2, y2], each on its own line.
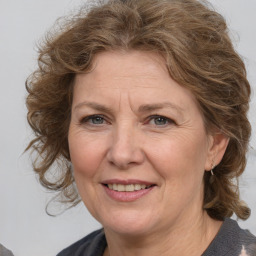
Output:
[99, 209, 161, 237]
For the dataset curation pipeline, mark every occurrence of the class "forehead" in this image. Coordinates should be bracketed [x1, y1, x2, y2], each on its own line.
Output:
[78, 50, 169, 87]
[73, 50, 199, 112]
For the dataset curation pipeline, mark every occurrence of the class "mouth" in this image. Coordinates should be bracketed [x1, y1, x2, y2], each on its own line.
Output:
[103, 183, 155, 192]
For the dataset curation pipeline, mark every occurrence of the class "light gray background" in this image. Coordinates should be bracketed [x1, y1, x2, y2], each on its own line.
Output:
[0, 0, 255, 255]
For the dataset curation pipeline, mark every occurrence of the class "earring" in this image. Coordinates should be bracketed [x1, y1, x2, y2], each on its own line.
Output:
[210, 164, 215, 176]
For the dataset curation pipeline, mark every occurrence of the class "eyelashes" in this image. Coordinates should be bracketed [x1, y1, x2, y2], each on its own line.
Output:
[146, 115, 175, 127]
[79, 114, 176, 128]
[80, 115, 108, 125]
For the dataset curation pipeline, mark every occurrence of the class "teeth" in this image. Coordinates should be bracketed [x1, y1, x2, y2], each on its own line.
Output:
[118, 184, 125, 191]
[136, 184, 146, 190]
[125, 184, 134, 192]
[107, 184, 151, 192]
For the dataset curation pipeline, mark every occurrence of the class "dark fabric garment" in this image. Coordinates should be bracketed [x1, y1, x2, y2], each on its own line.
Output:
[202, 218, 256, 256]
[57, 218, 256, 256]
[57, 229, 106, 256]
[0, 244, 14, 256]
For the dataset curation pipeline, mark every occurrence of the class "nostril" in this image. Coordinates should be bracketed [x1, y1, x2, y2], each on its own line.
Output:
[106, 144, 145, 169]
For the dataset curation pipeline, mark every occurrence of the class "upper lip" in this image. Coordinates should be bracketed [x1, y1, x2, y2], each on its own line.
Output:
[101, 179, 156, 186]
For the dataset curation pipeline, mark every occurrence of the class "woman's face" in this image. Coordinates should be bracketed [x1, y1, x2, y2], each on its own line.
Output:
[68, 50, 216, 236]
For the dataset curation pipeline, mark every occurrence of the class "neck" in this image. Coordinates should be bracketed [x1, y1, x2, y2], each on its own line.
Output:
[104, 211, 222, 256]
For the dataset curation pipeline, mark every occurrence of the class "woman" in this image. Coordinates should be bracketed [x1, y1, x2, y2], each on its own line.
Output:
[26, 0, 256, 255]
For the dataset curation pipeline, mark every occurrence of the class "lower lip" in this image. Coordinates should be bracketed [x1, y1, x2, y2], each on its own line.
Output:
[103, 185, 155, 202]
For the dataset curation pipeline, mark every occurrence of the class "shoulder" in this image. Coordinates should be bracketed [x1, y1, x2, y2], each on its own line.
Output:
[203, 218, 256, 256]
[57, 229, 107, 256]
[0, 244, 14, 256]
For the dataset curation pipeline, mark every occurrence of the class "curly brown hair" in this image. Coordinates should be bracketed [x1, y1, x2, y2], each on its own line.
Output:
[26, 0, 251, 219]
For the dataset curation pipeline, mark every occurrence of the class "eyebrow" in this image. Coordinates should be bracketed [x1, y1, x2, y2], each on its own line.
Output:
[74, 101, 184, 116]
[138, 102, 184, 116]
[74, 101, 113, 114]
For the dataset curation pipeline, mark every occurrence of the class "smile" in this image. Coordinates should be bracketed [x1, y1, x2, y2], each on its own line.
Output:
[102, 180, 156, 202]
[105, 184, 154, 192]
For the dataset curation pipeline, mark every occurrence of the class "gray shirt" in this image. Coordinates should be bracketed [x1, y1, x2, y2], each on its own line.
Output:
[0, 244, 14, 256]
[57, 218, 256, 256]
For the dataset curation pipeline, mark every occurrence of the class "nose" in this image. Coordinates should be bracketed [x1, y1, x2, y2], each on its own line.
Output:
[107, 124, 145, 170]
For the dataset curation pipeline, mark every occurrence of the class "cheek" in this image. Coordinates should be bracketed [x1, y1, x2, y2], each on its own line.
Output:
[149, 137, 207, 208]
[145, 132, 209, 181]
[68, 133, 106, 179]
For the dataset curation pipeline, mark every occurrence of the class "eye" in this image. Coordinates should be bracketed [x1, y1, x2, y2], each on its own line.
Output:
[80, 115, 107, 125]
[148, 115, 174, 127]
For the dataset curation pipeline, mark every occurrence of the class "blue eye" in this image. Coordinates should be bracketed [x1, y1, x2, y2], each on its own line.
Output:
[148, 115, 173, 126]
[153, 116, 168, 125]
[91, 116, 104, 124]
[81, 115, 106, 125]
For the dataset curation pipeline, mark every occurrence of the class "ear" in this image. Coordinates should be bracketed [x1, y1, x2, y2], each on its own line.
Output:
[205, 132, 230, 171]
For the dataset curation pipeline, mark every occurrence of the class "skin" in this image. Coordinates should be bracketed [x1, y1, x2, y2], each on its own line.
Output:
[68, 50, 229, 256]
